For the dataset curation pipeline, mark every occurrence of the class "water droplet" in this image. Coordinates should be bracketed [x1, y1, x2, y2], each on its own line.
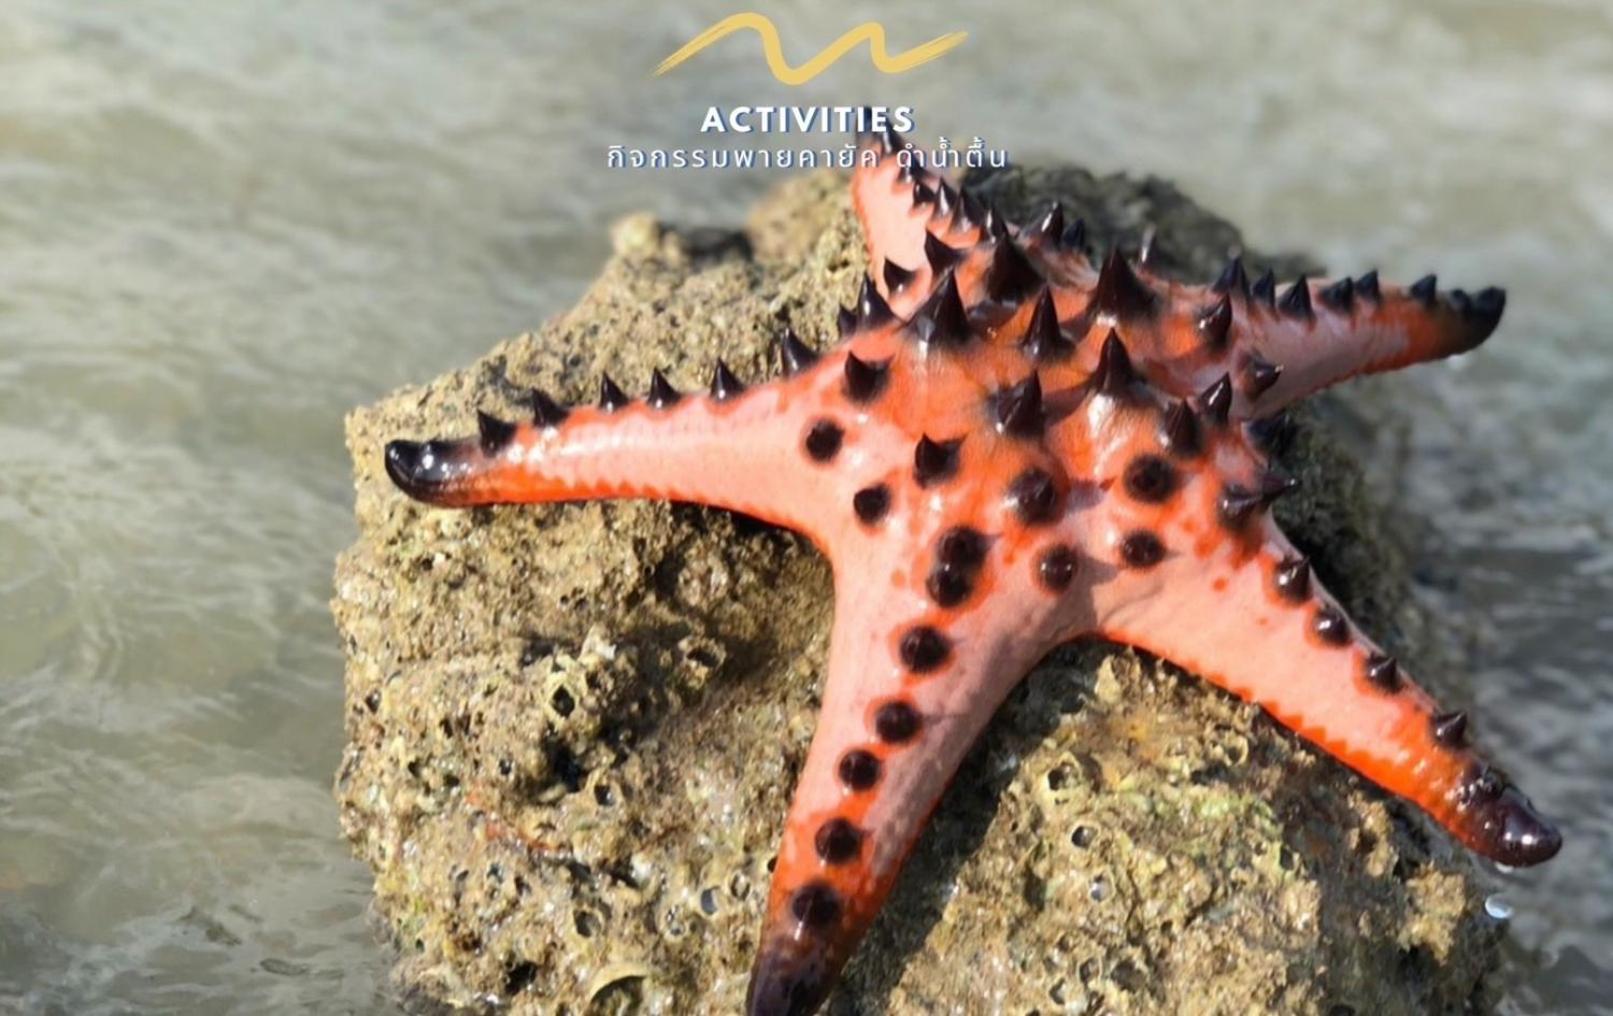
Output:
[1484, 894, 1514, 921]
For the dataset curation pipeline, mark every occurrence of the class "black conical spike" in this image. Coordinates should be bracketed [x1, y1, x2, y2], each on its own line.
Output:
[1217, 483, 1263, 529]
[1365, 653, 1402, 693]
[911, 271, 970, 348]
[842, 353, 889, 403]
[477, 411, 517, 455]
[1093, 329, 1137, 396]
[985, 239, 1042, 303]
[1212, 256, 1249, 297]
[709, 359, 744, 401]
[954, 190, 983, 232]
[983, 202, 1010, 241]
[1061, 218, 1087, 253]
[1409, 274, 1438, 307]
[1355, 270, 1382, 303]
[995, 373, 1044, 437]
[1091, 248, 1157, 319]
[879, 126, 905, 155]
[1240, 354, 1282, 399]
[1278, 275, 1313, 320]
[1319, 276, 1355, 312]
[1198, 373, 1234, 425]
[530, 388, 569, 428]
[1217, 473, 1293, 530]
[923, 231, 965, 274]
[913, 435, 961, 487]
[911, 181, 936, 207]
[1162, 401, 1201, 457]
[835, 305, 857, 337]
[1432, 710, 1469, 748]
[647, 369, 681, 409]
[857, 275, 896, 328]
[882, 259, 916, 294]
[1022, 287, 1072, 361]
[1247, 411, 1295, 456]
[933, 181, 957, 219]
[598, 373, 630, 412]
[780, 327, 818, 374]
[1029, 202, 1064, 244]
[1250, 269, 1277, 308]
[1197, 293, 1233, 348]
[1274, 555, 1311, 602]
[1260, 469, 1299, 501]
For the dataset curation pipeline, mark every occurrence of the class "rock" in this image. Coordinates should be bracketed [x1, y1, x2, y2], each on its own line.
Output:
[332, 164, 1499, 1015]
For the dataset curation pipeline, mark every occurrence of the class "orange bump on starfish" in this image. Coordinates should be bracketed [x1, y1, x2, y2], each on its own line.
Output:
[384, 128, 1558, 1016]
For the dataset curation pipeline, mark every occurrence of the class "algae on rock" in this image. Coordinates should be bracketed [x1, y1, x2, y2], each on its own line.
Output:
[333, 165, 1499, 1014]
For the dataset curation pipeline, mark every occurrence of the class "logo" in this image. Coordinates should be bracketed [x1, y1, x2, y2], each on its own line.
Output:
[656, 12, 967, 86]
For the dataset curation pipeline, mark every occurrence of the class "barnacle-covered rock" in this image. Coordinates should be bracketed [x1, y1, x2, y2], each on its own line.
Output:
[333, 165, 1499, 1014]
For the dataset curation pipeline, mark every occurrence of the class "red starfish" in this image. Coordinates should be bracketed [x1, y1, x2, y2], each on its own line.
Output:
[383, 132, 1560, 1015]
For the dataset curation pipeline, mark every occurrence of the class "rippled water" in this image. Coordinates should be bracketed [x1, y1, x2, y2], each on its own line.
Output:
[1, 1, 1608, 1012]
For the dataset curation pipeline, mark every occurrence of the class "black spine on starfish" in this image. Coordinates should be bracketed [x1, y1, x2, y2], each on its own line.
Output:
[911, 272, 970, 349]
[857, 276, 896, 329]
[911, 181, 936, 207]
[1212, 255, 1249, 297]
[1247, 412, 1296, 456]
[1433, 710, 1470, 748]
[882, 258, 916, 294]
[1091, 248, 1157, 319]
[1409, 274, 1438, 307]
[1062, 217, 1087, 253]
[597, 372, 630, 412]
[1092, 329, 1138, 396]
[913, 435, 961, 486]
[983, 203, 1010, 241]
[1161, 400, 1202, 457]
[1365, 652, 1402, 692]
[835, 305, 857, 337]
[1197, 292, 1233, 348]
[953, 190, 983, 232]
[933, 180, 956, 219]
[531, 388, 569, 428]
[710, 360, 744, 402]
[779, 327, 818, 375]
[924, 232, 964, 274]
[995, 373, 1045, 437]
[1278, 275, 1314, 321]
[985, 238, 1042, 303]
[647, 369, 681, 409]
[1217, 472, 1299, 529]
[1025, 202, 1065, 245]
[1198, 373, 1234, 425]
[843, 353, 889, 403]
[1274, 555, 1311, 602]
[476, 410, 516, 455]
[1319, 276, 1355, 312]
[1250, 268, 1277, 309]
[1355, 270, 1382, 303]
[1022, 287, 1073, 362]
[1240, 354, 1283, 399]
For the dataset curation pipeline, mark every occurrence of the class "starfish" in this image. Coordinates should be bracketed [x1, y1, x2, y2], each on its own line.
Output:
[382, 131, 1561, 1015]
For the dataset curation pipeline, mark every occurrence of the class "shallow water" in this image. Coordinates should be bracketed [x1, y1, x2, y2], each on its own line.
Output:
[1, 1, 1609, 1012]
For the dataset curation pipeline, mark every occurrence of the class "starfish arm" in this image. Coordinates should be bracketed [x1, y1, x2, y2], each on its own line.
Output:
[1090, 514, 1559, 868]
[382, 362, 858, 542]
[745, 544, 1069, 1015]
[1220, 274, 1507, 414]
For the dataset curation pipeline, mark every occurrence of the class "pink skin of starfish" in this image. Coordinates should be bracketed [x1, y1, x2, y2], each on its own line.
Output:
[383, 131, 1559, 1015]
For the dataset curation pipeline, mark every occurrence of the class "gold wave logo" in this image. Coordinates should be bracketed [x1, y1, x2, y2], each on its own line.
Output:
[656, 12, 967, 86]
